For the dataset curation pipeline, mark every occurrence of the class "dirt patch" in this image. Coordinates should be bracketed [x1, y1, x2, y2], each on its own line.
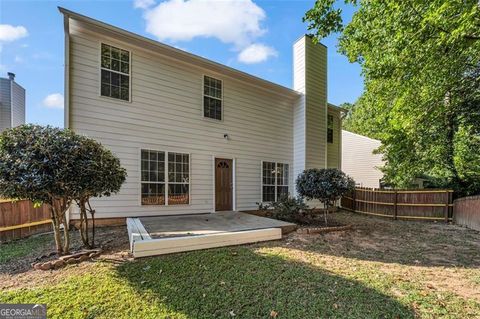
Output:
[0, 226, 131, 290]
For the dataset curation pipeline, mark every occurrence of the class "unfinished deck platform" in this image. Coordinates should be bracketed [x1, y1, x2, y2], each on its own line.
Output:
[127, 212, 296, 258]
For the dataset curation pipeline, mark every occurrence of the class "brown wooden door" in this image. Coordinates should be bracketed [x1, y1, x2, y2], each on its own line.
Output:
[215, 158, 233, 211]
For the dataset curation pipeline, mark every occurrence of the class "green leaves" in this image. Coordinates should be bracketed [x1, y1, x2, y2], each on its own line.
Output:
[0, 124, 127, 205]
[305, 0, 480, 195]
[296, 168, 355, 205]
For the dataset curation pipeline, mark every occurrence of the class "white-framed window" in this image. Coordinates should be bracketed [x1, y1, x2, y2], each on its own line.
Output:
[203, 75, 222, 120]
[100, 43, 130, 101]
[141, 150, 189, 205]
[327, 114, 334, 144]
[262, 161, 289, 202]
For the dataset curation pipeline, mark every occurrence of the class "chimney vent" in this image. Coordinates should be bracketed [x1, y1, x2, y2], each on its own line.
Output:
[7, 72, 15, 81]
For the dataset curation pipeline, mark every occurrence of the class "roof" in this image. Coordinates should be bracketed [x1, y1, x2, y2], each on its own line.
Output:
[328, 103, 348, 113]
[58, 7, 301, 99]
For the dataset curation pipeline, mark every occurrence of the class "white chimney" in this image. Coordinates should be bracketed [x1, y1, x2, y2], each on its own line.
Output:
[292, 35, 328, 180]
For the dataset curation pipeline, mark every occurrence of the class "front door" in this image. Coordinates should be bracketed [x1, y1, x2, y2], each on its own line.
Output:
[215, 158, 233, 211]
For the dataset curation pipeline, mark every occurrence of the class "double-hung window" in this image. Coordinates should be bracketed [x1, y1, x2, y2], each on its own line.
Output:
[262, 161, 289, 202]
[327, 114, 334, 144]
[101, 43, 130, 101]
[141, 150, 189, 205]
[203, 75, 222, 120]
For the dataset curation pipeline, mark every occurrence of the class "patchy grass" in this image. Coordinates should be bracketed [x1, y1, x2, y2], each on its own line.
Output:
[1, 211, 479, 318]
[0, 233, 52, 264]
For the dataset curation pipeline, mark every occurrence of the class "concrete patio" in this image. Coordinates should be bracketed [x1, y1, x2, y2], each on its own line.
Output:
[127, 212, 296, 258]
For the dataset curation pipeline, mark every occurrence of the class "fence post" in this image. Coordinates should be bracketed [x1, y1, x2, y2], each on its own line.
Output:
[394, 190, 398, 220]
[444, 190, 450, 223]
[352, 188, 357, 212]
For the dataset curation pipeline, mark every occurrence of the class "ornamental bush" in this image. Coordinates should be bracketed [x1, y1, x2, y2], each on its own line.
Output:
[0, 125, 126, 254]
[296, 168, 355, 225]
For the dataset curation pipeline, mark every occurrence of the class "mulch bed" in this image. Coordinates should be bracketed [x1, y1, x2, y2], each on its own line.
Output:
[245, 209, 353, 234]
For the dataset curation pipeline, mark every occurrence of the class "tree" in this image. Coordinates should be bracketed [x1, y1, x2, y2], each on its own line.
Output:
[0, 125, 126, 254]
[304, 0, 480, 196]
[71, 136, 127, 248]
[296, 168, 355, 225]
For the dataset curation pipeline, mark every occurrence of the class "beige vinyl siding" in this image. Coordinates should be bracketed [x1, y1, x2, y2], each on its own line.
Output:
[341, 130, 384, 188]
[68, 20, 296, 218]
[327, 109, 341, 169]
[304, 38, 327, 170]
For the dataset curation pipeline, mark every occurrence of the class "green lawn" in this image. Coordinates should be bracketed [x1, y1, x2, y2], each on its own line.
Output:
[1, 212, 479, 318]
[0, 233, 52, 264]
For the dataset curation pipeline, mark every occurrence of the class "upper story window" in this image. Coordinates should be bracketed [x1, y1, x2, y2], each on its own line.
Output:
[262, 161, 289, 202]
[101, 43, 130, 101]
[327, 114, 334, 144]
[203, 75, 222, 120]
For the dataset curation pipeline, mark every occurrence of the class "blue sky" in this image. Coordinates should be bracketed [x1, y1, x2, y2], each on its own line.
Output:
[0, 0, 362, 128]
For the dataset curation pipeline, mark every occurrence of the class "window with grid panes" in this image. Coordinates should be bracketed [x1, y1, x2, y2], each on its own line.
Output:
[203, 75, 222, 120]
[101, 43, 130, 101]
[262, 162, 289, 202]
[141, 150, 189, 205]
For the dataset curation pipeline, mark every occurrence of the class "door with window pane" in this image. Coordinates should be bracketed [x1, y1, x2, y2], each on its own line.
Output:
[215, 158, 233, 211]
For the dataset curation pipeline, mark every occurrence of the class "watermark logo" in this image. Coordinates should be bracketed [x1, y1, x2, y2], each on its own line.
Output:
[0, 304, 47, 319]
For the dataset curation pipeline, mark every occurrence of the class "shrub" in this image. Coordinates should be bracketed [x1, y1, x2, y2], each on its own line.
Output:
[0, 125, 126, 254]
[270, 195, 309, 223]
[296, 168, 355, 225]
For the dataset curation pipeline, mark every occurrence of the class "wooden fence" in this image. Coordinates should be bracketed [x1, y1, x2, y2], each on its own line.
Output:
[0, 200, 52, 242]
[454, 195, 480, 231]
[341, 187, 454, 221]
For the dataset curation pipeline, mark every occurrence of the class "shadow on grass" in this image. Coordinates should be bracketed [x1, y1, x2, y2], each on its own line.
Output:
[298, 210, 480, 268]
[116, 247, 414, 319]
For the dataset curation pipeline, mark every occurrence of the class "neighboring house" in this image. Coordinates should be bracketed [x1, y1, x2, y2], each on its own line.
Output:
[0, 72, 25, 132]
[342, 130, 427, 189]
[59, 8, 344, 220]
[342, 130, 383, 188]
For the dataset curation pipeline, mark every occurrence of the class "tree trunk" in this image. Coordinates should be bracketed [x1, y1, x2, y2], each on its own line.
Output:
[50, 205, 63, 255]
[324, 203, 329, 226]
[444, 100, 463, 192]
[62, 212, 70, 254]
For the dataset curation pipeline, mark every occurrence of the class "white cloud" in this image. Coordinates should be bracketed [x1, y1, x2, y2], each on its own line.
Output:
[134, 0, 156, 9]
[14, 55, 23, 63]
[0, 24, 28, 42]
[42, 93, 64, 109]
[143, 0, 266, 48]
[238, 43, 277, 64]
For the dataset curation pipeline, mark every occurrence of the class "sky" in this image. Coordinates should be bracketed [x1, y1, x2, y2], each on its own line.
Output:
[0, 0, 363, 128]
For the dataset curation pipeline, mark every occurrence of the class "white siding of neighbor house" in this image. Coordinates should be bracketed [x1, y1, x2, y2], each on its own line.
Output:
[0, 78, 11, 132]
[67, 20, 298, 218]
[341, 130, 384, 188]
[11, 82, 25, 127]
[327, 108, 341, 169]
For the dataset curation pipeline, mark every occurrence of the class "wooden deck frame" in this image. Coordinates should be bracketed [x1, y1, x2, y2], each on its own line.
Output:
[126, 216, 283, 258]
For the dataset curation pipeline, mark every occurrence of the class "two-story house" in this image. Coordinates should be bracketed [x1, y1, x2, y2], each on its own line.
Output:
[59, 8, 343, 223]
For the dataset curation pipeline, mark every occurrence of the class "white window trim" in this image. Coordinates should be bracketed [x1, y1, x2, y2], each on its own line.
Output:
[260, 160, 290, 203]
[202, 74, 223, 121]
[98, 41, 132, 103]
[139, 148, 191, 206]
